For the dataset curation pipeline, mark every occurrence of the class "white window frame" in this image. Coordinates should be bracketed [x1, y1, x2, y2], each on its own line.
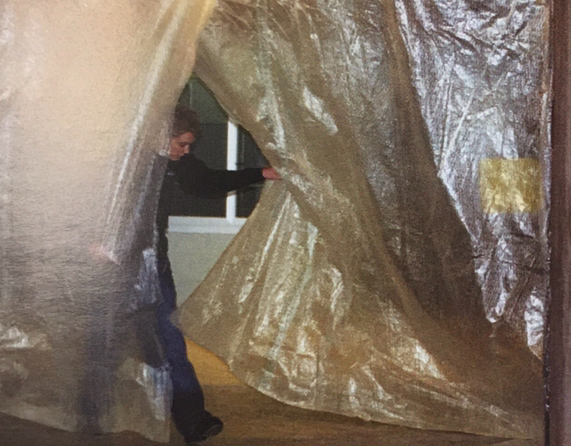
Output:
[168, 121, 247, 234]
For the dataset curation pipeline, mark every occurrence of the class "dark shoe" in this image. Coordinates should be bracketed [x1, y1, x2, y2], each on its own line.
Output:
[184, 411, 223, 444]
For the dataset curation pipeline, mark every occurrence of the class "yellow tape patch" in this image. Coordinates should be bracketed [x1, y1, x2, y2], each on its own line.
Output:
[479, 158, 542, 214]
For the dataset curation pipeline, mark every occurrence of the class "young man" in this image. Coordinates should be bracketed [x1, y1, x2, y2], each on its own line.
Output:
[156, 105, 278, 444]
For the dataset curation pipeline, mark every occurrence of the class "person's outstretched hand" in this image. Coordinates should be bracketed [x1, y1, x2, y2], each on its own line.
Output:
[262, 167, 281, 180]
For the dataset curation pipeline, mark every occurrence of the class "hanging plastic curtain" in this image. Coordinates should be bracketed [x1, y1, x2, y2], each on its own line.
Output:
[176, 0, 548, 439]
[395, 0, 550, 359]
[0, 0, 215, 441]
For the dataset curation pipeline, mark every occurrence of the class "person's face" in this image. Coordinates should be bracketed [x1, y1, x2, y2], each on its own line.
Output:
[169, 132, 195, 161]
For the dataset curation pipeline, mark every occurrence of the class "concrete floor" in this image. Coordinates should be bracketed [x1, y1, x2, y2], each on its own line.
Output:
[0, 342, 543, 446]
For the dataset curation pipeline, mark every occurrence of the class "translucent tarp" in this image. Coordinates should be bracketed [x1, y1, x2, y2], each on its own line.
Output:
[176, 0, 549, 439]
[0, 0, 215, 441]
[0, 0, 549, 442]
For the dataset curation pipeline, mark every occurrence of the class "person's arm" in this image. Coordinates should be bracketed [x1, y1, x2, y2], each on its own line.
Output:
[176, 154, 266, 198]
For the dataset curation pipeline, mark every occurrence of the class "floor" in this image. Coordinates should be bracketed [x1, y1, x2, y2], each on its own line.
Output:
[0, 342, 544, 446]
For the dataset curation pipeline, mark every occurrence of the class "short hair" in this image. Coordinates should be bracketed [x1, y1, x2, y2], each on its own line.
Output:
[172, 105, 201, 140]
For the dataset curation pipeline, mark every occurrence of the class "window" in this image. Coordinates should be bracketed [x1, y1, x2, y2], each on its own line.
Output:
[168, 76, 268, 234]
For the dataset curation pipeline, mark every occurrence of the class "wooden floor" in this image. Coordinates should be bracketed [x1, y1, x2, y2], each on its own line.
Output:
[0, 342, 543, 446]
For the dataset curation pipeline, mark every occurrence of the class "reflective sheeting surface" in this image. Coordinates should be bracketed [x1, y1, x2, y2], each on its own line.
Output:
[0, 0, 215, 441]
[176, 0, 548, 439]
[396, 0, 550, 358]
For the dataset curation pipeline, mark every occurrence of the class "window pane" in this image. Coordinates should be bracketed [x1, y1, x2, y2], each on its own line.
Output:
[182, 76, 227, 124]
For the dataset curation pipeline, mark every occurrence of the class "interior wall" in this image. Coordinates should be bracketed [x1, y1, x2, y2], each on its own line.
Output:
[169, 232, 235, 306]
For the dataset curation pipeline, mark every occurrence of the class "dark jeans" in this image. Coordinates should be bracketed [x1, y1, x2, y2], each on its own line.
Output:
[157, 257, 205, 432]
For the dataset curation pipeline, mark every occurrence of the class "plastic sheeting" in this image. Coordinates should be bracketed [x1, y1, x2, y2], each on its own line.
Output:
[0, 0, 215, 441]
[396, 0, 550, 358]
[176, 0, 549, 439]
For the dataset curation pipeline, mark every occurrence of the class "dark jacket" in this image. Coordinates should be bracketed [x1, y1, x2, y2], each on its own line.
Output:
[156, 153, 265, 263]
